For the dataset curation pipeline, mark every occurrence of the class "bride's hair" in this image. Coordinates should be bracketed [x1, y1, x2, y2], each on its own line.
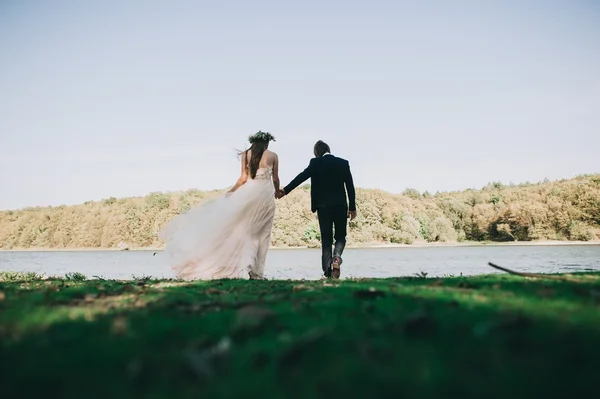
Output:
[245, 140, 269, 179]
[238, 131, 276, 179]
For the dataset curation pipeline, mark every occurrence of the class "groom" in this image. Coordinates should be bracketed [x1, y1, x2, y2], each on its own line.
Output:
[278, 140, 356, 279]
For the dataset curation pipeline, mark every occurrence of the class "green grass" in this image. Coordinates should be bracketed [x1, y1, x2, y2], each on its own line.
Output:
[1, 271, 600, 398]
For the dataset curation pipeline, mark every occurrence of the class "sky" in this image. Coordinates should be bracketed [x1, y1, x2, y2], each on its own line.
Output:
[1, 0, 599, 210]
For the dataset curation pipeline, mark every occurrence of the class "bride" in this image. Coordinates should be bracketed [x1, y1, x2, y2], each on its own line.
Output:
[158, 131, 280, 280]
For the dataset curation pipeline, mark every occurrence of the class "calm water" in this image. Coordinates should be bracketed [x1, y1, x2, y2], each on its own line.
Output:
[1, 244, 599, 280]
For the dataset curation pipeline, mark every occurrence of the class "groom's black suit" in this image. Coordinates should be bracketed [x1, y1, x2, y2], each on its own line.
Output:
[283, 154, 356, 276]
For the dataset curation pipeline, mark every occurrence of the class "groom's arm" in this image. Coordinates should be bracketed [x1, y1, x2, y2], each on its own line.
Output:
[283, 159, 315, 195]
[345, 161, 356, 212]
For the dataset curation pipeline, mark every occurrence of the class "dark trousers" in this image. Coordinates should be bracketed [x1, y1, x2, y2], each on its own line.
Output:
[317, 206, 348, 276]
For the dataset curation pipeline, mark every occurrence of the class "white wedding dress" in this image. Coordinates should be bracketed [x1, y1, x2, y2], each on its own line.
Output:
[158, 166, 276, 280]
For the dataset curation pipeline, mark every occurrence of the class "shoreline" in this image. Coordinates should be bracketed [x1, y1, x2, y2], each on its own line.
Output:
[1, 240, 599, 252]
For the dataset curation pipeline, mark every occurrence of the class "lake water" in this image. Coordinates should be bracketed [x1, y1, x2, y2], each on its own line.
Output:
[1, 244, 599, 280]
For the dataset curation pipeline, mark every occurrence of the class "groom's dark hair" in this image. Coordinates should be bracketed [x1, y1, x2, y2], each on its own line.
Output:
[314, 140, 330, 157]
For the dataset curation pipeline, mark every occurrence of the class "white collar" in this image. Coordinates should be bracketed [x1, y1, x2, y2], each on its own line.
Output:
[323, 153, 332, 156]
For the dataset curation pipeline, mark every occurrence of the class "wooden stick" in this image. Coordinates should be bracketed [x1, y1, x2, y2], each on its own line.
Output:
[487, 262, 576, 282]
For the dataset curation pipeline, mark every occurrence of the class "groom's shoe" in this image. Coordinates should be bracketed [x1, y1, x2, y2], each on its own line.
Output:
[331, 256, 342, 279]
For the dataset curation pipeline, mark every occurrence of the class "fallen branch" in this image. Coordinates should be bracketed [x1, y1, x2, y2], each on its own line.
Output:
[487, 262, 578, 282]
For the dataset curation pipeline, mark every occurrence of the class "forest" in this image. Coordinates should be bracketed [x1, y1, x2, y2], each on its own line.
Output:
[0, 174, 598, 249]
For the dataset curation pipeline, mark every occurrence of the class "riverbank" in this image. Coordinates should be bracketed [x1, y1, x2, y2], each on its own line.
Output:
[1, 239, 599, 252]
[1, 271, 599, 398]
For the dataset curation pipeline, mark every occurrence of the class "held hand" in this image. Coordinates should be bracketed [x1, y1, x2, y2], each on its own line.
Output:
[348, 210, 357, 221]
[275, 188, 286, 199]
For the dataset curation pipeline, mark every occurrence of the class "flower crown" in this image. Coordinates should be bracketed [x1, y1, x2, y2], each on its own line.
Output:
[248, 130, 276, 144]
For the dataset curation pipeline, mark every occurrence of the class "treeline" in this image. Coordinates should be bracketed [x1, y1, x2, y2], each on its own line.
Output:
[0, 174, 599, 249]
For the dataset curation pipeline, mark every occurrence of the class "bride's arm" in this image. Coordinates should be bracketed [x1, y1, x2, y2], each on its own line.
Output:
[272, 153, 280, 193]
[228, 151, 249, 194]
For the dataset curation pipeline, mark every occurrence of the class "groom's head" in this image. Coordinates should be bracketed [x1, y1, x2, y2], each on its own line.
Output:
[314, 140, 331, 157]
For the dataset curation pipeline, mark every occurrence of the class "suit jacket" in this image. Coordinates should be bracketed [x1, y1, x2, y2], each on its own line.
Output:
[284, 154, 356, 213]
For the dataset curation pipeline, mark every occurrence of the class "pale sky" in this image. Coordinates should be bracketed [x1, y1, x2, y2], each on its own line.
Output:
[1, 0, 599, 210]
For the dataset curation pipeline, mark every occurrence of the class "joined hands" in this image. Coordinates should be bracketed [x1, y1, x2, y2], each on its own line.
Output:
[275, 189, 286, 199]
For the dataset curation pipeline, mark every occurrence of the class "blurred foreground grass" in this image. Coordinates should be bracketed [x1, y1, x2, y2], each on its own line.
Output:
[1, 271, 600, 398]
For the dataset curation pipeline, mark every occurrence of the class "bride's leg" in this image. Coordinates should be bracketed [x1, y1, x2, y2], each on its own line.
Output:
[248, 188, 275, 280]
[253, 232, 271, 277]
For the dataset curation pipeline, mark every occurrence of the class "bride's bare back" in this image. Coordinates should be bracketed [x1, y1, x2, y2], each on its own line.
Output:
[246, 149, 278, 172]
[228, 149, 280, 194]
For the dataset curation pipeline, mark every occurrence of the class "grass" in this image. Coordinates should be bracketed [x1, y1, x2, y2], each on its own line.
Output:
[1, 271, 600, 398]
